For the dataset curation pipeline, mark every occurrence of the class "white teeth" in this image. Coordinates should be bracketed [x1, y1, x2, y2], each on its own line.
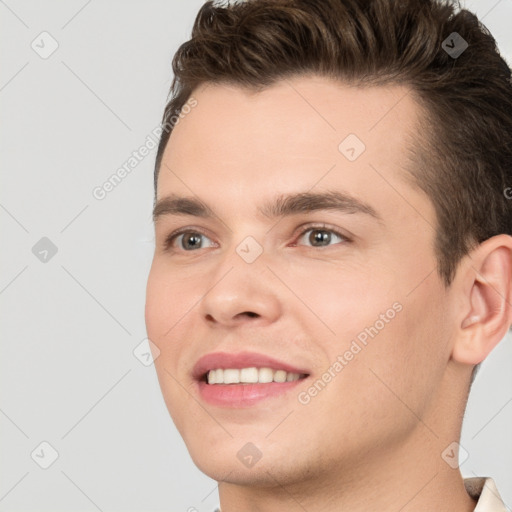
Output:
[206, 367, 303, 384]
[273, 370, 287, 383]
[223, 369, 240, 384]
[258, 367, 274, 383]
[240, 367, 259, 383]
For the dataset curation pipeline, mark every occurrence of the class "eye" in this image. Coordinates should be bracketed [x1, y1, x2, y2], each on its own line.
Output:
[164, 229, 217, 251]
[295, 225, 350, 248]
[162, 224, 350, 253]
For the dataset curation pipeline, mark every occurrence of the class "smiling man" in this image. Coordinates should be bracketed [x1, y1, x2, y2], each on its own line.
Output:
[145, 0, 512, 510]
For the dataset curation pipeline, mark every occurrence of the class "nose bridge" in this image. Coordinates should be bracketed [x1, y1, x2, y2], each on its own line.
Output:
[212, 229, 269, 283]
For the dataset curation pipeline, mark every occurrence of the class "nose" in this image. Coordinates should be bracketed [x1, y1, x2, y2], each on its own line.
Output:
[199, 258, 282, 328]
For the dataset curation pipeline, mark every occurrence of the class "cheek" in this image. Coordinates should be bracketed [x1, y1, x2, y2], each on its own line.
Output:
[296, 260, 444, 418]
[145, 262, 193, 339]
[145, 272, 168, 345]
[282, 259, 395, 340]
[145, 265, 199, 433]
[350, 277, 449, 424]
[145, 264, 190, 375]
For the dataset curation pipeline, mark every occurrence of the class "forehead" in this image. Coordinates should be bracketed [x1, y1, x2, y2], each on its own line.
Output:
[158, 76, 432, 227]
[164, 76, 420, 162]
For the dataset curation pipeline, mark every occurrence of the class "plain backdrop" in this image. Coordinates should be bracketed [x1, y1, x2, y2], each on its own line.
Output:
[1, 1, 511, 510]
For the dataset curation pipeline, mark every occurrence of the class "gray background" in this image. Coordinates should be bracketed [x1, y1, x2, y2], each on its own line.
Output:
[1, 0, 511, 510]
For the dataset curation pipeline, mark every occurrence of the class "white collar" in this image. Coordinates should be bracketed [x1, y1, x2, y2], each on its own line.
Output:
[464, 477, 508, 512]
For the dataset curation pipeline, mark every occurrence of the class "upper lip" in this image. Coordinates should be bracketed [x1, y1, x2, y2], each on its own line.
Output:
[192, 351, 310, 381]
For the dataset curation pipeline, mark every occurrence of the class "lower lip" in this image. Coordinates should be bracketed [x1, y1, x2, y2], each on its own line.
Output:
[197, 379, 306, 407]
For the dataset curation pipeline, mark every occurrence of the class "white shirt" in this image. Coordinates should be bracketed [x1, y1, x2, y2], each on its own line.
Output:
[465, 477, 508, 512]
[212, 477, 507, 511]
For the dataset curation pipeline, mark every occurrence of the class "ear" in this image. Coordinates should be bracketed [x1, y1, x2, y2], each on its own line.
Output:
[452, 234, 512, 365]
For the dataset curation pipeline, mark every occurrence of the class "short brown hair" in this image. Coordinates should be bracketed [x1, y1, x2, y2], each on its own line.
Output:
[154, 0, 512, 287]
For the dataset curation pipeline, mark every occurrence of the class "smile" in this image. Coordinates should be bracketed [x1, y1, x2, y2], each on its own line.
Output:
[206, 367, 305, 384]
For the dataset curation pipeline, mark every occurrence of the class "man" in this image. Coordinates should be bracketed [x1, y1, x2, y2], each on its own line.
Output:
[145, 0, 512, 510]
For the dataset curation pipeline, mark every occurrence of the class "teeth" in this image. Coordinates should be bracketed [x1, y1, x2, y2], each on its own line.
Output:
[259, 367, 273, 383]
[206, 367, 303, 385]
[273, 370, 287, 383]
[223, 369, 240, 384]
[240, 367, 259, 383]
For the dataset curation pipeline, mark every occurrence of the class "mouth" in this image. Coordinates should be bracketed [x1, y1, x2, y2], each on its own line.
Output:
[200, 367, 309, 385]
[192, 351, 311, 407]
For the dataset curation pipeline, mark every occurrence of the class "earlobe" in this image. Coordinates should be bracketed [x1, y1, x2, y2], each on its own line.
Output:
[452, 235, 512, 365]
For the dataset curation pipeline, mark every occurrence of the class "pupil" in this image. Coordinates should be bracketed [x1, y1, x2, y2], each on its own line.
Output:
[184, 233, 201, 249]
[311, 230, 330, 246]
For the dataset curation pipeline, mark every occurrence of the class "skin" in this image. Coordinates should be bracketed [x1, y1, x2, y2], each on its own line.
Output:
[145, 75, 512, 512]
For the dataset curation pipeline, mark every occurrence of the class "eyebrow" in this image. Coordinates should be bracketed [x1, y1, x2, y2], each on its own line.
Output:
[152, 190, 381, 223]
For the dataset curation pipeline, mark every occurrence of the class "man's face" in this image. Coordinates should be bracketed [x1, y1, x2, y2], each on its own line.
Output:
[145, 76, 457, 485]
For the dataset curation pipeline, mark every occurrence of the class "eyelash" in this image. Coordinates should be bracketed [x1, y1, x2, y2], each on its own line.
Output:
[162, 223, 351, 252]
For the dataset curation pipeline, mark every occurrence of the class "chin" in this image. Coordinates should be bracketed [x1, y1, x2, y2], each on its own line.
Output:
[183, 433, 272, 475]
[192, 454, 289, 487]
